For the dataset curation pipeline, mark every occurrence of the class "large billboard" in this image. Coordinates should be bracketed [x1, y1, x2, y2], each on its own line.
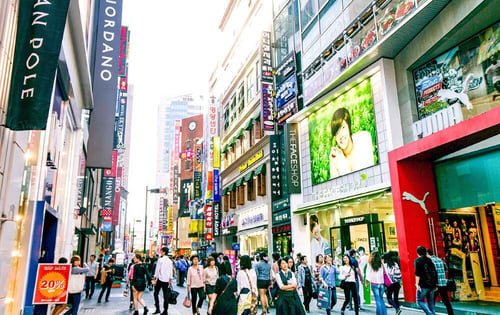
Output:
[308, 79, 378, 185]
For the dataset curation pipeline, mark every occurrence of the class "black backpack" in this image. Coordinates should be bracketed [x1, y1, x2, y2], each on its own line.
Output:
[421, 258, 438, 288]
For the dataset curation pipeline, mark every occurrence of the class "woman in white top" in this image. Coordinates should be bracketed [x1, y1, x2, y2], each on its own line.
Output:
[187, 255, 205, 315]
[236, 255, 258, 315]
[365, 251, 387, 315]
[274, 257, 305, 315]
[338, 254, 359, 315]
[204, 257, 219, 315]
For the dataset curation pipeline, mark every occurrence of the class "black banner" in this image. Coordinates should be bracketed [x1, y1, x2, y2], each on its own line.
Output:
[87, 0, 123, 168]
[101, 176, 116, 210]
[179, 179, 192, 217]
[270, 135, 282, 201]
[285, 123, 301, 193]
[6, 0, 71, 130]
[213, 202, 221, 237]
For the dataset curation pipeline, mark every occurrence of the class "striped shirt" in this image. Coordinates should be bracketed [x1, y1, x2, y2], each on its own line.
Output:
[430, 255, 447, 287]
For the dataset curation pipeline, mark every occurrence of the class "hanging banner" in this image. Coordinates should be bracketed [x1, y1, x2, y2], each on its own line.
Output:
[179, 179, 192, 217]
[112, 166, 122, 225]
[101, 176, 115, 210]
[167, 206, 174, 233]
[102, 216, 112, 232]
[194, 143, 202, 172]
[205, 205, 213, 228]
[261, 82, 275, 131]
[32, 264, 71, 304]
[194, 172, 202, 199]
[87, 0, 123, 168]
[118, 26, 129, 76]
[6, 0, 71, 130]
[260, 31, 273, 82]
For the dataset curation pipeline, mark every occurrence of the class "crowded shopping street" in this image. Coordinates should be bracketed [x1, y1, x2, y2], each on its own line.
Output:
[0, 0, 499, 314]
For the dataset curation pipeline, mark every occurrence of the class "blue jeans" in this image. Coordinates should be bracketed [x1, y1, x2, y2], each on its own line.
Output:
[371, 284, 387, 315]
[416, 287, 435, 315]
[64, 293, 82, 315]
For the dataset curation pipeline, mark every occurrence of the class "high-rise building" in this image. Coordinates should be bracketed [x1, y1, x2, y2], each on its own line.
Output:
[156, 94, 204, 188]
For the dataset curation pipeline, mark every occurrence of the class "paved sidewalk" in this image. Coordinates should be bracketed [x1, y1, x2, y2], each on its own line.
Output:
[80, 283, 427, 314]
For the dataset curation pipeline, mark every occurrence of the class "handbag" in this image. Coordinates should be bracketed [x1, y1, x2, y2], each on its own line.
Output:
[316, 287, 331, 309]
[238, 270, 258, 315]
[446, 279, 456, 292]
[183, 292, 191, 308]
[168, 289, 179, 304]
[68, 274, 86, 294]
[383, 265, 393, 287]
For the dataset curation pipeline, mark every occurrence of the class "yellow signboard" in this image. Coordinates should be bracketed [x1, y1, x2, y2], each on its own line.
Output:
[213, 136, 220, 168]
[239, 150, 264, 173]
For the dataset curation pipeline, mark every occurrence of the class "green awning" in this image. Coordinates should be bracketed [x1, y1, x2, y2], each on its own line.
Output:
[222, 187, 228, 195]
[254, 163, 266, 175]
[245, 171, 255, 182]
[236, 177, 245, 186]
[236, 128, 245, 138]
[254, 112, 261, 121]
[245, 118, 254, 130]
[228, 183, 236, 191]
[221, 145, 227, 154]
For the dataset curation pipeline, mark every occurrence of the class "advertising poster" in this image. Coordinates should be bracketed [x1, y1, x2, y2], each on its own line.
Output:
[413, 22, 500, 119]
[308, 79, 378, 185]
[309, 213, 333, 263]
[33, 264, 71, 304]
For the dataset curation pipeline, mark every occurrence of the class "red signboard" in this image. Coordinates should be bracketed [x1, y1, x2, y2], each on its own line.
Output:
[33, 264, 71, 304]
[205, 205, 213, 228]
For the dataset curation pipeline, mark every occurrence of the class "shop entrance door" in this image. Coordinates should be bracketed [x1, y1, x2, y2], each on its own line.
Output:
[332, 214, 387, 254]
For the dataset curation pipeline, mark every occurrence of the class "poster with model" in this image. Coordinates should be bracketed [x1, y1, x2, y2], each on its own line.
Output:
[440, 211, 488, 281]
[308, 78, 378, 185]
[413, 22, 500, 119]
[310, 214, 332, 262]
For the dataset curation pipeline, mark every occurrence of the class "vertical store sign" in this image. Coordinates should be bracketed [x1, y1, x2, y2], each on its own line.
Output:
[212, 136, 221, 169]
[172, 120, 181, 204]
[213, 202, 221, 237]
[158, 198, 165, 231]
[213, 169, 220, 202]
[260, 31, 274, 131]
[205, 205, 213, 228]
[167, 206, 173, 233]
[285, 123, 301, 193]
[87, 0, 123, 168]
[112, 166, 122, 225]
[270, 135, 282, 201]
[6, 0, 71, 130]
[118, 26, 128, 76]
[101, 176, 115, 210]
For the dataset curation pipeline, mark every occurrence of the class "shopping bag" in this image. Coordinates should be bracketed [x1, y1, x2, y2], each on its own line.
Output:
[316, 287, 331, 309]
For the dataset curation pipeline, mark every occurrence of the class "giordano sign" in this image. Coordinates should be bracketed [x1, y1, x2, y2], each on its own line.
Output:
[239, 150, 264, 173]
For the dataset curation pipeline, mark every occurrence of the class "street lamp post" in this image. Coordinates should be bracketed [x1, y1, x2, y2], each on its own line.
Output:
[144, 186, 161, 256]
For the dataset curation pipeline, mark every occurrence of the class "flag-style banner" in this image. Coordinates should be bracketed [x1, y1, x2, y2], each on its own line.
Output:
[6, 0, 71, 130]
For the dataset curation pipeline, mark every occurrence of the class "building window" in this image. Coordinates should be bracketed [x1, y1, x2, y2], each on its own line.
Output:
[230, 191, 236, 209]
[237, 185, 245, 205]
[184, 159, 192, 171]
[253, 120, 263, 144]
[257, 173, 266, 196]
[223, 194, 229, 212]
[247, 178, 256, 201]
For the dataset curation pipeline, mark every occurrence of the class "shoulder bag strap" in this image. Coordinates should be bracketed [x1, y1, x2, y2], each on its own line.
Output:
[244, 270, 254, 292]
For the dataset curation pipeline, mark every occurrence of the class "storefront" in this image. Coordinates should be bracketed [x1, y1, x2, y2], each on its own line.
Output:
[272, 197, 292, 256]
[389, 12, 500, 304]
[289, 59, 403, 271]
[237, 204, 269, 255]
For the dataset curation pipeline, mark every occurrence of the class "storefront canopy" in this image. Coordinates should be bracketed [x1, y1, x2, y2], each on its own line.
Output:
[255, 163, 266, 176]
[228, 183, 236, 192]
[236, 177, 245, 187]
[222, 187, 228, 195]
[245, 118, 254, 130]
[245, 171, 255, 182]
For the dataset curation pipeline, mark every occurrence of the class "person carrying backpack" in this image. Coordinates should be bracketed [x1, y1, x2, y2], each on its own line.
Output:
[177, 255, 188, 286]
[414, 246, 438, 315]
[383, 252, 402, 315]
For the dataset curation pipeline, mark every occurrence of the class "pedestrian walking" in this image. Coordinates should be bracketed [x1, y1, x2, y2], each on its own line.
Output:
[204, 257, 219, 315]
[129, 254, 151, 315]
[153, 247, 174, 315]
[271, 253, 280, 276]
[65, 255, 89, 315]
[85, 254, 99, 299]
[414, 246, 438, 315]
[383, 252, 402, 315]
[427, 248, 454, 315]
[339, 254, 359, 315]
[319, 255, 338, 315]
[98, 258, 116, 303]
[127, 256, 136, 309]
[212, 262, 238, 315]
[255, 252, 272, 314]
[366, 251, 387, 315]
[187, 255, 205, 315]
[287, 256, 296, 275]
[274, 257, 305, 315]
[348, 249, 364, 311]
[357, 247, 370, 306]
[236, 255, 258, 315]
[313, 254, 324, 285]
[176, 255, 188, 286]
[297, 255, 315, 312]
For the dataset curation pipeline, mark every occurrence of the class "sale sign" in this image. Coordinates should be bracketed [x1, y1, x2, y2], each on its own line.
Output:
[33, 264, 71, 304]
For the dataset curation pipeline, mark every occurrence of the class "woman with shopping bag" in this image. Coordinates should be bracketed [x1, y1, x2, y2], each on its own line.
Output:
[319, 255, 338, 315]
[65, 255, 89, 315]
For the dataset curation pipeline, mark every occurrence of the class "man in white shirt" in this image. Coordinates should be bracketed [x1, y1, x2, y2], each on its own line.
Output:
[153, 247, 174, 315]
[85, 254, 99, 299]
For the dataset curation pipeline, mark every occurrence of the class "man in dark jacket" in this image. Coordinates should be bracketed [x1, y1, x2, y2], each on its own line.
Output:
[414, 246, 438, 315]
